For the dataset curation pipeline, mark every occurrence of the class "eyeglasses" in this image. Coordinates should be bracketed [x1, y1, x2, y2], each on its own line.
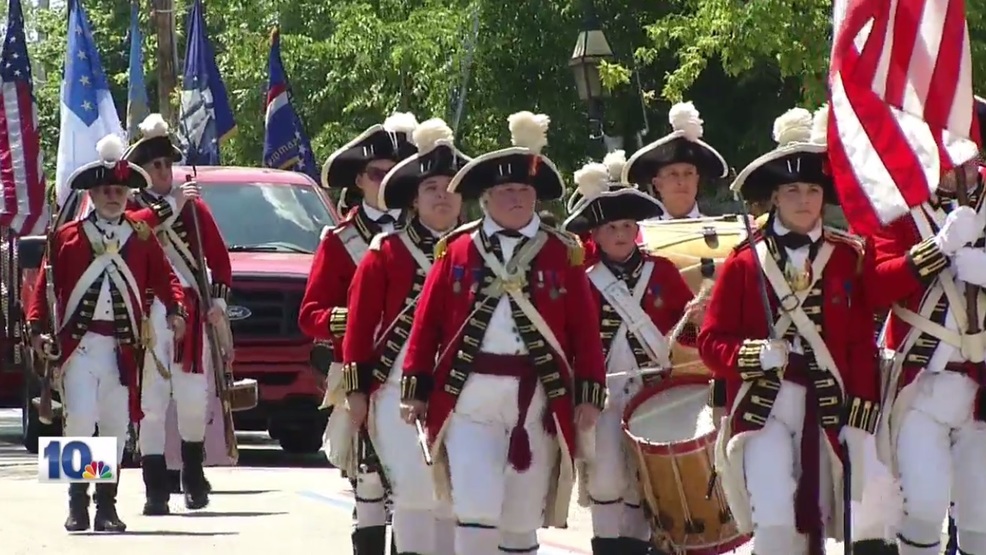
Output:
[363, 167, 389, 182]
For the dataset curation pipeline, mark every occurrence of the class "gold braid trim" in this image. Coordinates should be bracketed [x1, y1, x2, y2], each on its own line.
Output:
[907, 237, 949, 284]
[328, 306, 348, 336]
[737, 339, 768, 381]
[574, 378, 606, 410]
[845, 396, 881, 434]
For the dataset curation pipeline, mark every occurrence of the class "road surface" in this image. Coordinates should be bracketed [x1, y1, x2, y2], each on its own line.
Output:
[0, 407, 863, 554]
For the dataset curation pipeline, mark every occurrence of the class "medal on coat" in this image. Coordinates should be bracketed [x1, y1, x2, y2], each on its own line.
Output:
[452, 265, 464, 294]
[651, 285, 663, 308]
[547, 271, 559, 300]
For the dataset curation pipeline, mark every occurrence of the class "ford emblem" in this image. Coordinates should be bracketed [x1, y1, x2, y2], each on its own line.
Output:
[226, 305, 252, 321]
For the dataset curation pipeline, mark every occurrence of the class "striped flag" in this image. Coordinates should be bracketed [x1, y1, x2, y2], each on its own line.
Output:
[0, 0, 49, 235]
[827, 0, 980, 234]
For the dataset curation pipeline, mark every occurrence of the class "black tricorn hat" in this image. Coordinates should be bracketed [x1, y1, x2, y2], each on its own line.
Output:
[378, 118, 471, 210]
[447, 111, 565, 201]
[321, 112, 420, 189]
[123, 113, 183, 167]
[731, 106, 837, 205]
[623, 101, 728, 186]
[562, 161, 663, 235]
[69, 134, 150, 190]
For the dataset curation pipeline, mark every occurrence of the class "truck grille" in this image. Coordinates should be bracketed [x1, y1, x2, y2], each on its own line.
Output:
[227, 283, 304, 341]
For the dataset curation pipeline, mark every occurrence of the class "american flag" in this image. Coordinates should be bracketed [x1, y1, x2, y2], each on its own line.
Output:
[827, 0, 979, 234]
[0, 0, 48, 236]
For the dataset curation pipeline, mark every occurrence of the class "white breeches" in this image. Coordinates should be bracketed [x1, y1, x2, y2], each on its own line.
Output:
[373, 382, 453, 554]
[62, 333, 128, 465]
[895, 371, 986, 549]
[444, 374, 558, 537]
[138, 302, 209, 454]
[743, 382, 834, 553]
[585, 376, 648, 540]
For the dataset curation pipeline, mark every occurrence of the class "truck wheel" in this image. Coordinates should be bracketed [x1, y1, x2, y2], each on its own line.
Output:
[277, 427, 324, 454]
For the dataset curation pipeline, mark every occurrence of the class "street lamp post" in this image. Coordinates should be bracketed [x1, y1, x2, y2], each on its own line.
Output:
[569, 0, 614, 155]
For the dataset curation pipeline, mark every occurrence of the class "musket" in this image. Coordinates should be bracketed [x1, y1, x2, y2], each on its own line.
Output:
[185, 172, 238, 462]
[32, 202, 64, 425]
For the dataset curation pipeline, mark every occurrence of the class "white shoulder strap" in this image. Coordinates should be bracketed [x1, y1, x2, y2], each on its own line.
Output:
[336, 225, 369, 264]
[397, 231, 433, 272]
[756, 240, 844, 392]
[587, 261, 670, 367]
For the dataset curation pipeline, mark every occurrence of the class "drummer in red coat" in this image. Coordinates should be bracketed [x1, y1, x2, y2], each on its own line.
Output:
[26, 134, 187, 533]
[299, 111, 419, 555]
[862, 98, 986, 555]
[342, 117, 467, 555]
[697, 107, 881, 555]
[562, 160, 697, 555]
[399, 111, 606, 555]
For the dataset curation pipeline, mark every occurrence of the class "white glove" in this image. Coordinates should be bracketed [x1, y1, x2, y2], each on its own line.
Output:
[758, 339, 788, 370]
[934, 206, 979, 255]
[839, 424, 870, 446]
[953, 247, 986, 287]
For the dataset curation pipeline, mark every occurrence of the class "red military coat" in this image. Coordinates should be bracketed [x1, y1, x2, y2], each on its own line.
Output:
[401, 222, 607, 461]
[299, 208, 383, 357]
[25, 217, 185, 420]
[128, 194, 232, 373]
[587, 252, 697, 347]
[343, 226, 433, 396]
[697, 231, 882, 440]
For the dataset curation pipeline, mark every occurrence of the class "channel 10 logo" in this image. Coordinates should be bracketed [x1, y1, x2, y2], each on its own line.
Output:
[38, 437, 117, 483]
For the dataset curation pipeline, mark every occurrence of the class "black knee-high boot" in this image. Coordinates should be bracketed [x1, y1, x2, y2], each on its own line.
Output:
[64, 483, 90, 532]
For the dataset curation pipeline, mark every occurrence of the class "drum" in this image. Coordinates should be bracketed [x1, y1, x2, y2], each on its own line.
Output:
[623, 374, 750, 554]
[229, 378, 259, 412]
[638, 216, 750, 376]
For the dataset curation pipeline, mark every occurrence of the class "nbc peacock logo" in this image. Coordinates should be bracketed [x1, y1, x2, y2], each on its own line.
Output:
[82, 461, 114, 481]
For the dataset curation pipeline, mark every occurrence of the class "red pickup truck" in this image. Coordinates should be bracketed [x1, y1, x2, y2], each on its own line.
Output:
[5, 166, 340, 454]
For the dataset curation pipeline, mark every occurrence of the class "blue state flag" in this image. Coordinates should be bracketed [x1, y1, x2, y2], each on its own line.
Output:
[179, 0, 235, 166]
[53, 0, 124, 207]
[262, 27, 317, 181]
[126, 1, 149, 140]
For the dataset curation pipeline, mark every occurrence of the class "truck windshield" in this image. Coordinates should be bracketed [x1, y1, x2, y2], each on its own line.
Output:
[199, 181, 335, 254]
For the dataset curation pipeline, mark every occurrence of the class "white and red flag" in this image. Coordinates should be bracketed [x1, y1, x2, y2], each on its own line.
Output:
[827, 0, 980, 234]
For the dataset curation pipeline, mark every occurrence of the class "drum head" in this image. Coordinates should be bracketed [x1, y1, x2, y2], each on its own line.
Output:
[623, 374, 716, 454]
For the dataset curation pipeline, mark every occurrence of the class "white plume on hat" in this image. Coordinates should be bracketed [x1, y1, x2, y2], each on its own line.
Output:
[669, 101, 704, 142]
[810, 103, 830, 145]
[508, 111, 550, 154]
[383, 112, 419, 134]
[96, 134, 126, 166]
[772, 107, 813, 147]
[412, 118, 453, 154]
[602, 149, 626, 182]
[574, 162, 609, 201]
[138, 113, 169, 139]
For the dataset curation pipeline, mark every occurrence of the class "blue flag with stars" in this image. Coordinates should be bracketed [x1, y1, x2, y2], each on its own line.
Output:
[54, 0, 124, 207]
[179, 0, 235, 166]
[262, 27, 317, 182]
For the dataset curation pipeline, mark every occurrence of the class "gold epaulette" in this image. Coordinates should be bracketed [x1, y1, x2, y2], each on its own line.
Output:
[541, 224, 584, 267]
[369, 229, 401, 251]
[435, 219, 482, 260]
[824, 226, 866, 273]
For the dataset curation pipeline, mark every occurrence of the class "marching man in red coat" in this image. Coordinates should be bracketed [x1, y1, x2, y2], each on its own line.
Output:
[343, 118, 467, 555]
[697, 107, 882, 555]
[864, 98, 986, 555]
[124, 113, 233, 514]
[299, 112, 419, 555]
[562, 156, 697, 555]
[399, 111, 607, 555]
[26, 134, 187, 533]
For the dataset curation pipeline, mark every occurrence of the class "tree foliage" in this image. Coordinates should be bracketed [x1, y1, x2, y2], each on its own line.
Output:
[23, 0, 982, 213]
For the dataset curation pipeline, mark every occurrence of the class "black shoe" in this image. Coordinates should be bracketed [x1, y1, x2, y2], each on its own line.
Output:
[140, 455, 170, 516]
[853, 539, 900, 555]
[64, 483, 90, 532]
[352, 525, 388, 555]
[93, 483, 127, 532]
[181, 441, 209, 510]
